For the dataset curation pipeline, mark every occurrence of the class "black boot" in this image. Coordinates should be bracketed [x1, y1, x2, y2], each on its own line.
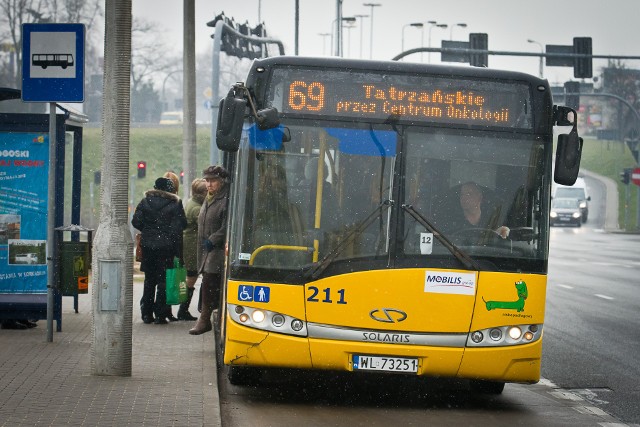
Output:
[177, 288, 197, 321]
[166, 306, 179, 322]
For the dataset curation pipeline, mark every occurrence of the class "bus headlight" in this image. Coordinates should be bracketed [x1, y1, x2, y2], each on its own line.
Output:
[508, 326, 522, 340]
[227, 303, 307, 337]
[291, 319, 304, 331]
[550, 211, 558, 218]
[251, 310, 266, 323]
[467, 324, 542, 347]
[470, 331, 484, 343]
[271, 314, 285, 327]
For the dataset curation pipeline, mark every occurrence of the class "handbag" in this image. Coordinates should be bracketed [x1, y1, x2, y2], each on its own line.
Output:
[166, 257, 188, 305]
[135, 233, 143, 262]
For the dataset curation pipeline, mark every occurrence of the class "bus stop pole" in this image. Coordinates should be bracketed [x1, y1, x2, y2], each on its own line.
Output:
[46, 102, 57, 342]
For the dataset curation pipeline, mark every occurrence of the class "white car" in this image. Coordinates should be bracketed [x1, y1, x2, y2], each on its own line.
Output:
[15, 253, 38, 264]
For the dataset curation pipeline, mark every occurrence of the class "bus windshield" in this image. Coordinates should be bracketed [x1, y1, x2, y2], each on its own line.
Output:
[228, 120, 548, 280]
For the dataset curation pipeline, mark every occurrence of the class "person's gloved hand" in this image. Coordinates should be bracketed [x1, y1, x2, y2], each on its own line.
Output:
[203, 239, 215, 252]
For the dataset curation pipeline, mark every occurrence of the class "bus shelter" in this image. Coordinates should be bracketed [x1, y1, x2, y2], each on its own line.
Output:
[0, 87, 88, 331]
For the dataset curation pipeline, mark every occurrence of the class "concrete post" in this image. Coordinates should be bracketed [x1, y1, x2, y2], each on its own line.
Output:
[91, 0, 133, 376]
[183, 0, 197, 198]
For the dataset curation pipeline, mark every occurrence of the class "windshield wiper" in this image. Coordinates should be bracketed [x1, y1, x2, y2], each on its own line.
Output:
[401, 204, 480, 271]
[305, 199, 393, 280]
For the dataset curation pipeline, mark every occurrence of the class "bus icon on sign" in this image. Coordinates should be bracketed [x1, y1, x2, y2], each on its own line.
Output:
[32, 53, 74, 69]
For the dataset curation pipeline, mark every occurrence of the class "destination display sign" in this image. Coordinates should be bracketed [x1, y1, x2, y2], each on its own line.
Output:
[267, 68, 533, 128]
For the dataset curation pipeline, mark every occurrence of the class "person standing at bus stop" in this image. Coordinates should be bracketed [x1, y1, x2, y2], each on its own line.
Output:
[177, 178, 207, 321]
[189, 165, 229, 335]
[132, 177, 187, 324]
[163, 171, 182, 322]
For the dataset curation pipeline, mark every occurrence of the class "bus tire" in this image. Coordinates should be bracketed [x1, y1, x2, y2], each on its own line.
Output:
[469, 380, 505, 395]
[228, 366, 262, 386]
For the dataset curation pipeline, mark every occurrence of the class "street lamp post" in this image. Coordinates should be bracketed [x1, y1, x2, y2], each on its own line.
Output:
[428, 22, 447, 63]
[330, 16, 356, 57]
[402, 22, 423, 53]
[450, 23, 467, 40]
[527, 39, 544, 78]
[318, 32, 331, 56]
[363, 2, 381, 59]
[344, 21, 356, 57]
[421, 20, 436, 62]
[354, 14, 368, 59]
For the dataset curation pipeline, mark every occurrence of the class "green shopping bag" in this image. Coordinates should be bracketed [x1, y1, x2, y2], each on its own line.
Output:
[166, 257, 188, 305]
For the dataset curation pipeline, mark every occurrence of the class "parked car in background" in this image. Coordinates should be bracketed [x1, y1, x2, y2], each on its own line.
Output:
[550, 198, 582, 227]
[159, 111, 183, 125]
[552, 177, 590, 222]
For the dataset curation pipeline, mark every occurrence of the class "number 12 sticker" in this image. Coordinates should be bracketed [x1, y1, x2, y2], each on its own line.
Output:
[420, 232, 433, 255]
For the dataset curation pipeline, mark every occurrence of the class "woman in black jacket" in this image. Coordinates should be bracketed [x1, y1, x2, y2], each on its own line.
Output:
[132, 177, 187, 324]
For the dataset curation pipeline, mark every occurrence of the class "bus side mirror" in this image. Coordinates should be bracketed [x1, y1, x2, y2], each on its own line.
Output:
[256, 107, 280, 130]
[216, 92, 246, 152]
[554, 129, 583, 186]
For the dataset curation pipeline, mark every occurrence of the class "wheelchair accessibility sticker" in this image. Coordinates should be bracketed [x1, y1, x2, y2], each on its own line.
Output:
[238, 285, 270, 303]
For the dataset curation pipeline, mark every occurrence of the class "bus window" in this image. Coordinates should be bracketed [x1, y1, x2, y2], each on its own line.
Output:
[402, 131, 544, 260]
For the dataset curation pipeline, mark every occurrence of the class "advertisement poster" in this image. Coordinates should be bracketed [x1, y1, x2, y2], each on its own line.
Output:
[0, 132, 49, 293]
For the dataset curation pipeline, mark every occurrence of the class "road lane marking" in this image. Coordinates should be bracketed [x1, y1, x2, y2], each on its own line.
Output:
[557, 284, 574, 290]
[594, 294, 614, 300]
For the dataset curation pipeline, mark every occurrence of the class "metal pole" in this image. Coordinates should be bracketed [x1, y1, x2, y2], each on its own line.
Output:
[527, 39, 544, 78]
[624, 182, 629, 230]
[210, 20, 223, 165]
[335, 0, 342, 57]
[637, 185, 640, 230]
[295, 0, 300, 55]
[46, 102, 56, 343]
[421, 26, 425, 62]
[363, 3, 380, 59]
[355, 14, 368, 59]
[183, 0, 196, 199]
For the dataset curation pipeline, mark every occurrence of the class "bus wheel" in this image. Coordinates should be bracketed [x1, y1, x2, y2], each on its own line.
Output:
[228, 366, 262, 386]
[469, 380, 505, 395]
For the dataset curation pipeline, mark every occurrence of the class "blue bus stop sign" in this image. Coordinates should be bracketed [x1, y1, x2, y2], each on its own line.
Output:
[21, 23, 85, 102]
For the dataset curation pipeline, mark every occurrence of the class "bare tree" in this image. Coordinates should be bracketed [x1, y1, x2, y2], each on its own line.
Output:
[0, 0, 47, 87]
[0, 0, 103, 87]
[131, 17, 180, 95]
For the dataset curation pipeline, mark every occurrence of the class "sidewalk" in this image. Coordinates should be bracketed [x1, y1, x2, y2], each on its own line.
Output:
[0, 276, 221, 427]
[580, 168, 620, 231]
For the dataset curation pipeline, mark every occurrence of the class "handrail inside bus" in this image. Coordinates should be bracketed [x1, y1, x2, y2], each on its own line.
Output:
[249, 244, 314, 266]
[306, 199, 392, 280]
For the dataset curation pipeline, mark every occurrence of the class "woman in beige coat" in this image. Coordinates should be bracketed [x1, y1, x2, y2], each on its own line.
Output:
[189, 165, 230, 335]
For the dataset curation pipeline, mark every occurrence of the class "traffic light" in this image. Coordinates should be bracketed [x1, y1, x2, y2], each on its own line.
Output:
[564, 81, 580, 110]
[94, 170, 101, 185]
[179, 170, 184, 184]
[620, 169, 630, 185]
[573, 37, 592, 78]
[469, 33, 488, 67]
[137, 161, 146, 179]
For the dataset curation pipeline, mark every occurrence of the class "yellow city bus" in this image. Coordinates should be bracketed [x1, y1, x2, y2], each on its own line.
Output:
[214, 56, 583, 393]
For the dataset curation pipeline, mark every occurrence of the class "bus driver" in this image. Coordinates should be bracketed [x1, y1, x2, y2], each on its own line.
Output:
[449, 181, 510, 240]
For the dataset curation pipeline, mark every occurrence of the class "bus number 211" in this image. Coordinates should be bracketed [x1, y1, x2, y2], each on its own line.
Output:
[307, 286, 347, 304]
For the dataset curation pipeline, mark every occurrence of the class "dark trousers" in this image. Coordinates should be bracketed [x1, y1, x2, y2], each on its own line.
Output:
[201, 272, 222, 314]
[140, 247, 174, 319]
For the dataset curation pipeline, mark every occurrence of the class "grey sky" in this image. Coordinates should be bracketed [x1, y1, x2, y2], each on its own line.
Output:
[133, 0, 640, 84]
